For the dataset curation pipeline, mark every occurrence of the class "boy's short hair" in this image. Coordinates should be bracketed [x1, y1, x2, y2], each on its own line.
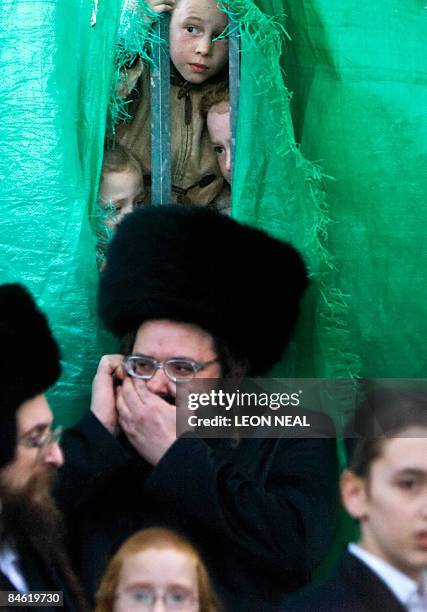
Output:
[199, 85, 230, 119]
[102, 145, 142, 177]
[345, 388, 427, 477]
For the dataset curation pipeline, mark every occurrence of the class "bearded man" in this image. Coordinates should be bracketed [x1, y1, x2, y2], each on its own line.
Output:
[0, 284, 86, 611]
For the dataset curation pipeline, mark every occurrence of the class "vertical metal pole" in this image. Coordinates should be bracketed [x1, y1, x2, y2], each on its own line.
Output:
[150, 15, 171, 206]
[228, 17, 240, 184]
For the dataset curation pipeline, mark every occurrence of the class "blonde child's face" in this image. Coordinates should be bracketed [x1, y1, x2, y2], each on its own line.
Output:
[207, 102, 231, 184]
[99, 167, 144, 227]
[169, 0, 228, 84]
[114, 547, 199, 611]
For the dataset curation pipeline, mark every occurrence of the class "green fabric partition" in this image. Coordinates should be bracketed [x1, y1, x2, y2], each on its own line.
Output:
[231, 0, 360, 385]
[283, 1, 427, 378]
[0, 0, 120, 426]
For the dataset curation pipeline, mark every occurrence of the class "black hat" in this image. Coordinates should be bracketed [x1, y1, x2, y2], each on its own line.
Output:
[0, 284, 61, 469]
[99, 206, 309, 375]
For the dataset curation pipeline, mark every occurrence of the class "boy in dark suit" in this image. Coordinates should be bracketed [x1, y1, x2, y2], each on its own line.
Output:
[283, 388, 427, 612]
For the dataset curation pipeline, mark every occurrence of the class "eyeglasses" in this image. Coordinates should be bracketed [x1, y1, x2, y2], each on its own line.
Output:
[124, 355, 219, 382]
[116, 588, 198, 610]
[19, 426, 62, 454]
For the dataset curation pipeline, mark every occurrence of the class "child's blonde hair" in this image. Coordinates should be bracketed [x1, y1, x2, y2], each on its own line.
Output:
[200, 85, 229, 120]
[95, 527, 220, 612]
[102, 145, 142, 178]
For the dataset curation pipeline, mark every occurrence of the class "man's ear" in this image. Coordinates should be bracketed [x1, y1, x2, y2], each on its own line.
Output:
[340, 469, 369, 520]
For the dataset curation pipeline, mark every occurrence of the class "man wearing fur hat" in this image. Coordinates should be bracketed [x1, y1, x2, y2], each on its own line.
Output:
[0, 284, 86, 611]
[58, 206, 339, 611]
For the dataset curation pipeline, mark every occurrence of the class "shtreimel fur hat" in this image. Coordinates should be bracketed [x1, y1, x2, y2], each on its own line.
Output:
[0, 284, 61, 469]
[99, 206, 309, 375]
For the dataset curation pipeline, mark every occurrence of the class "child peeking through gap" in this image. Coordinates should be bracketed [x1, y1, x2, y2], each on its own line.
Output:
[200, 84, 231, 185]
[96, 146, 145, 269]
[118, 0, 230, 210]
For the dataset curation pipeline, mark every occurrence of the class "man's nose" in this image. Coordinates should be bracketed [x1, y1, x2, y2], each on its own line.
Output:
[420, 494, 427, 518]
[145, 367, 170, 395]
[225, 147, 231, 172]
[196, 34, 213, 56]
[43, 442, 64, 468]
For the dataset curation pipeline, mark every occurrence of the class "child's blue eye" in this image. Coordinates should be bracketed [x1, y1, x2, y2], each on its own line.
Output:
[186, 25, 199, 34]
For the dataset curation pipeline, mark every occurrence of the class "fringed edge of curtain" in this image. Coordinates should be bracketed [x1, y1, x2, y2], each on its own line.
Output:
[227, 0, 361, 381]
[106, 0, 162, 135]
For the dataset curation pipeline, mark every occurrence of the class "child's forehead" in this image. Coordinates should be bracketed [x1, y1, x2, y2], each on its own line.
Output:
[174, 0, 227, 24]
[373, 432, 427, 473]
[102, 166, 142, 187]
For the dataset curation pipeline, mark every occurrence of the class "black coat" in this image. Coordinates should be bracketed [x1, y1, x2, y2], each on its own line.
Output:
[0, 539, 83, 612]
[57, 412, 339, 612]
[281, 551, 407, 612]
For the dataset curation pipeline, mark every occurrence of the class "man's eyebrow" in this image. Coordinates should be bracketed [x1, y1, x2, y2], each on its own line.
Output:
[21, 423, 50, 438]
[394, 467, 427, 477]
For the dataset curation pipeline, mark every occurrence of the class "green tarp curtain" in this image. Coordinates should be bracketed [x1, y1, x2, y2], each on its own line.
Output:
[231, 0, 360, 385]
[0, 0, 426, 426]
[0, 0, 120, 425]
[283, 1, 427, 378]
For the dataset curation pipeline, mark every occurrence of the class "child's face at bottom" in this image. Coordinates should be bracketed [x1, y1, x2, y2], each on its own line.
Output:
[99, 168, 144, 227]
[114, 547, 199, 611]
[170, 0, 228, 84]
[207, 102, 231, 184]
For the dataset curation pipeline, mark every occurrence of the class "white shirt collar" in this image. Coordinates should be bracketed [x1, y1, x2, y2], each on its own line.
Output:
[349, 543, 427, 610]
[0, 542, 29, 593]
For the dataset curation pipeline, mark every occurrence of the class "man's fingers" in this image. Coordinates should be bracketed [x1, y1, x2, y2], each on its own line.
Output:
[152, 7, 174, 13]
[117, 384, 146, 439]
[113, 363, 126, 382]
[116, 388, 131, 431]
[116, 386, 126, 415]
[132, 377, 149, 402]
[150, 0, 176, 13]
[152, 0, 176, 6]
[97, 354, 125, 375]
[131, 377, 176, 405]
[120, 377, 146, 413]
